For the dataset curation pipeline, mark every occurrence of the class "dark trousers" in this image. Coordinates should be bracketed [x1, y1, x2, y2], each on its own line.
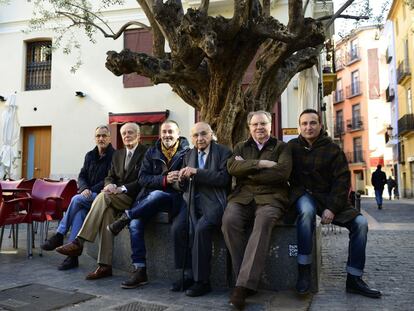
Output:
[172, 204, 217, 282]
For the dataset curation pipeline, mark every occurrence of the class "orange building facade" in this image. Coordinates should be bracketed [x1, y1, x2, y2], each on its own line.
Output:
[333, 26, 392, 194]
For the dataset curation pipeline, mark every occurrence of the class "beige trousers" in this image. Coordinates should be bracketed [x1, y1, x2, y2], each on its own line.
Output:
[222, 201, 283, 290]
[78, 192, 132, 265]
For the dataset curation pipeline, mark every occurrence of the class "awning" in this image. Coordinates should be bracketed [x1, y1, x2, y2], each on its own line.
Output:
[108, 110, 169, 124]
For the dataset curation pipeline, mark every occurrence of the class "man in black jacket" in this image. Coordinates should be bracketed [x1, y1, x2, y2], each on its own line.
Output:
[289, 109, 381, 299]
[107, 120, 189, 289]
[171, 122, 232, 297]
[41, 125, 114, 270]
[371, 165, 387, 209]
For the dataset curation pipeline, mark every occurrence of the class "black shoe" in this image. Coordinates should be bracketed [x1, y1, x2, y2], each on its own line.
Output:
[58, 256, 79, 270]
[378, 204, 382, 210]
[296, 264, 311, 294]
[185, 282, 212, 297]
[121, 267, 148, 289]
[170, 278, 194, 292]
[41, 233, 64, 251]
[346, 274, 382, 298]
[107, 213, 130, 236]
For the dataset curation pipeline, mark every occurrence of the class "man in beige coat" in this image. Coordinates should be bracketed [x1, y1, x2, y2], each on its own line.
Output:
[56, 122, 147, 280]
[222, 111, 292, 310]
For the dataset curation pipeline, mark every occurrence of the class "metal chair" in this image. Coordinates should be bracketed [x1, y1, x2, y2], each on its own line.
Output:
[0, 183, 33, 257]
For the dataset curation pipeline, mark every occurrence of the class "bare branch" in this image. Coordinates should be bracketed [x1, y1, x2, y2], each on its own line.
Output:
[253, 17, 295, 43]
[303, 0, 311, 13]
[105, 49, 208, 92]
[326, 0, 355, 28]
[262, 0, 270, 17]
[56, 11, 149, 39]
[317, 14, 369, 22]
[199, 0, 209, 14]
[288, 0, 304, 33]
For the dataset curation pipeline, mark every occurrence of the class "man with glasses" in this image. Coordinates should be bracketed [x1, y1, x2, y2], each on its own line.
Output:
[222, 111, 292, 310]
[171, 122, 232, 297]
[41, 125, 114, 270]
[106, 120, 189, 289]
[56, 123, 147, 279]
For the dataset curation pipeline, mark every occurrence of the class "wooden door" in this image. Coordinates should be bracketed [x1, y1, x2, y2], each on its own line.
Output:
[22, 126, 51, 179]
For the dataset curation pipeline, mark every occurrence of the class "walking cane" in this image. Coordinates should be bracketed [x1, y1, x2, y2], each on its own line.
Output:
[181, 177, 193, 291]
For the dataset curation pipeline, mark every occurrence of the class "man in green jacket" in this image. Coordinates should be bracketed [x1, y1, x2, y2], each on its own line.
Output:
[222, 111, 292, 310]
[289, 109, 381, 298]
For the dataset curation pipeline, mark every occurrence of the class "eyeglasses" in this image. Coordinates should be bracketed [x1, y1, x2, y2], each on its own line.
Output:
[95, 134, 109, 138]
[192, 131, 211, 138]
[249, 122, 269, 127]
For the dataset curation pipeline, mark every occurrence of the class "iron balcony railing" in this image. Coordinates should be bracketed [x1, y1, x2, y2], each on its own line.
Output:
[345, 81, 362, 98]
[398, 114, 414, 136]
[386, 86, 395, 102]
[334, 121, 345, 138]
[334, 89, 344, 103]
[397, 60, 411, 84]
[335, 58, 344, 71]
[346, 47, 361, 64]
[346, 116, 364, 131]
[345, 150, 365, 164]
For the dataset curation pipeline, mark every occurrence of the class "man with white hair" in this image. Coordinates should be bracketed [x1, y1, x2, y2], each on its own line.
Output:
[56, 122, 147, 280]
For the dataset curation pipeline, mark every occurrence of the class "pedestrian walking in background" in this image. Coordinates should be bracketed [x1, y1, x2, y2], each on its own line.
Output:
[386, 176, 397, 200]
[371, 165, 387, 209]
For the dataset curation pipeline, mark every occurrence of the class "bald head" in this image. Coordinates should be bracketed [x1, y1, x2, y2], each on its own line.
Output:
[191, 122, 213, 151]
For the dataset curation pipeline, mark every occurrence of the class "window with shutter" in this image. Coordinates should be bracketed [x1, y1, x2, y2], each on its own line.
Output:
[123, 29, 153, 88]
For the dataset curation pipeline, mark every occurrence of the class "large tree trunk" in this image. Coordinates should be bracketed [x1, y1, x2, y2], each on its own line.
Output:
[104, 0, 329, 147]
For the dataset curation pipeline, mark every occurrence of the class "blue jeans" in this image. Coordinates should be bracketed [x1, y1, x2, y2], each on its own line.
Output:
[296, 193, 368, 276]
[374, 189, 384, 206]
[57, 192, 97, 242]
[128, 190, 184, 265]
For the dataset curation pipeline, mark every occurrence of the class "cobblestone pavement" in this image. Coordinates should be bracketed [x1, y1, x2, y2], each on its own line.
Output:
[311, 197, 414, 311]
[0, 197, 413, 310]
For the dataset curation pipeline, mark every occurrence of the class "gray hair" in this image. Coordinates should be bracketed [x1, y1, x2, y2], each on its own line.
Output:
[95, 125, 111, 135]
[161, 119, 180, 129]
[247, 111, 272, 125]
[120, 122, 140, 134]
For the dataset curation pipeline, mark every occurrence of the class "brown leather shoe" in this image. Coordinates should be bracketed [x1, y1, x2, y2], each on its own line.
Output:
[85, 265, 113, 280]
[56, 239, 83, 257]
[230, 286, 251, 310]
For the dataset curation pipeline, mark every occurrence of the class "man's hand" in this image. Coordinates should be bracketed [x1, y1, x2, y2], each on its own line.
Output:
[167, 170, 180, 184]
[321, 209, 335, 224]
[81, 189, 92, 198]
[178, 167, 197, 181]
[258, 160, 277, 168]
[235, 155, 244, 161]
[103, 183, 117, 194]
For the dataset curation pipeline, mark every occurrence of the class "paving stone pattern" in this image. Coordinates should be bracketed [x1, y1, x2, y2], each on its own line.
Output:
[0, 197, 413, 311]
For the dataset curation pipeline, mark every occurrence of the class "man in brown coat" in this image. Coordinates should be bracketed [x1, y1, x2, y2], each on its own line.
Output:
[289, 109, 381, 298]
[222, 111, 292, 310]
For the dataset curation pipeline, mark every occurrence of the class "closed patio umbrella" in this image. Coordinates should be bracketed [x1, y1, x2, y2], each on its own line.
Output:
[0, 93, 20, 179]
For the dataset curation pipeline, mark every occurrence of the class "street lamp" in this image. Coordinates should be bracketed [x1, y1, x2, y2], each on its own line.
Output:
[386, 125, 398, 143]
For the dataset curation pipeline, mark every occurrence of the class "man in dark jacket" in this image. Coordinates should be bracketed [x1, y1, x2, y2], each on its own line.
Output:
[371, 165, 387, 209]
[289, 109, 381, 298]
[107, 120, 189, 289]
[222, 111, 292, 310]
[171, 122, 232, 297]
[41, 125, 114, 270]
[56, 123, 147, 280]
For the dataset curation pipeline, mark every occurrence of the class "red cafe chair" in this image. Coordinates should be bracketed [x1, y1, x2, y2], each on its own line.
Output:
[0, 183, 33, 257]
[30, 179, 77, 255]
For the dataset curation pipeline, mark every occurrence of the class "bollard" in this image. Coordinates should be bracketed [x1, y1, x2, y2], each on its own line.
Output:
[355, 192, 361, 212]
